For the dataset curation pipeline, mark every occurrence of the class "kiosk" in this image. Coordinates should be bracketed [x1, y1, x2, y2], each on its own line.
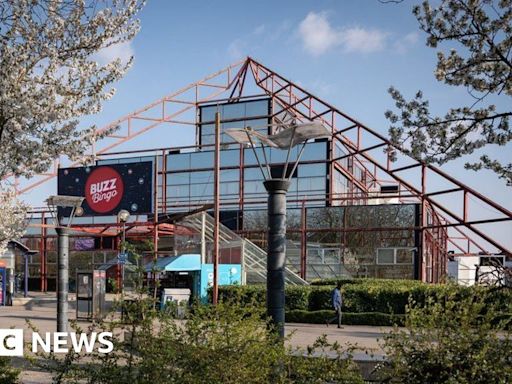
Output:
[76, 269, 107, 320]
[145, 254, 242, 304]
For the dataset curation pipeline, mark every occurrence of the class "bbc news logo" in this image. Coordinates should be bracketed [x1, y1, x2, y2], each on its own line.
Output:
[0, 330, 113, 356]
[0, 330, 23, 356]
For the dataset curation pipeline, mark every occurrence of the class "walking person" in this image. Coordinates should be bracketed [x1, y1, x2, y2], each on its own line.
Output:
[326, 281, 343, 328]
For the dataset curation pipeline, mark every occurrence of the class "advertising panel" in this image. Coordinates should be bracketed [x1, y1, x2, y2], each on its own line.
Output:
[58, 162, 153, 216]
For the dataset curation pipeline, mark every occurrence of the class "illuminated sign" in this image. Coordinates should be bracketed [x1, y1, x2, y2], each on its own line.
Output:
[58, 161, 153, 216]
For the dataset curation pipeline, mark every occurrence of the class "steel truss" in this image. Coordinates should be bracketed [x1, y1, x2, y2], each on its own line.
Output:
[10, 57, 511, 284]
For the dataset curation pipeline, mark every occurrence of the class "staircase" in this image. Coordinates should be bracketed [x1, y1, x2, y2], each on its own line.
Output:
[179, 213, 308, 285]
[285, 240, 302, 274]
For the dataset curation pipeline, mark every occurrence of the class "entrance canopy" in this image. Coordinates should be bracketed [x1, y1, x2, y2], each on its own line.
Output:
[144, 254, 201, 272]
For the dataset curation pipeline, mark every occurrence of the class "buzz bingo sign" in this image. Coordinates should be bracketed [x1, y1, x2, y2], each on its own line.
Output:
[58, 161, 153, 216]
[85, 167, 124, 213]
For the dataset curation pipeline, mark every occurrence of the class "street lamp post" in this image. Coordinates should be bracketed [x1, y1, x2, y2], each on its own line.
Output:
[46, 195, 84, 333]
[117, 209, 131, 293]
[226, 121, 331, 338]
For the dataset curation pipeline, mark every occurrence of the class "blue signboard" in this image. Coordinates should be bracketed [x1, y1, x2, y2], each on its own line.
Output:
[118, 253, 128, 265]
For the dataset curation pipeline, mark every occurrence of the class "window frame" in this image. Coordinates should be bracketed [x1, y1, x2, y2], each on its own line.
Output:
[376, 247, 415, 265]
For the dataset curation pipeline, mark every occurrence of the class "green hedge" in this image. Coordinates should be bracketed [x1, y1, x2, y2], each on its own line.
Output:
[216, 281, 512, 316]
[286, 310, 405, 326]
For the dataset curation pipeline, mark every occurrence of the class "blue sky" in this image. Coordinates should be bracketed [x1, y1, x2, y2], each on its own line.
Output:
[27, 0, 512, 249]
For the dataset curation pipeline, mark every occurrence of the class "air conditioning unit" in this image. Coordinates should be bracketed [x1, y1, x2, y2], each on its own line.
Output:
[380, 185, 399, 204]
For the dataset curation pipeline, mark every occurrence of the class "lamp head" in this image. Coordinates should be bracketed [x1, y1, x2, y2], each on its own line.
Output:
[269, 121, 331, 149]
[225, 121, 331, 150]
[117, 209, 131, 223]
[46, 195, 84, 208]
[224, 127, 278, 148]
[46, 195, 84, 228]
[225, 120, 331, 183]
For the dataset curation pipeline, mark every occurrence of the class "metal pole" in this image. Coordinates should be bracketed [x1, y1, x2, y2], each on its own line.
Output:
[212, 111, 220, 305]
[201, 212, 206, 264]
[153, 159, 159, 302]
[55, 227, 69, 333]
[121, 221, 126, 293]
[24, 253, 28, 298]
[264, 179, 290, 339]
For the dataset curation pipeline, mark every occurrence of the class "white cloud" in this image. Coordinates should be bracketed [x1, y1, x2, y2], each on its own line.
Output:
[95, 40, 134, 65]
[298, 11, 388, 55]
[342, 27, 388, 53]
[393, 32, 419, 54]
[298, 12, 341, 56]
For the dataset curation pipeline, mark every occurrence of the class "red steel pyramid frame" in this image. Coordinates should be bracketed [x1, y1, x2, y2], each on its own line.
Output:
[8, 57, 511, 282]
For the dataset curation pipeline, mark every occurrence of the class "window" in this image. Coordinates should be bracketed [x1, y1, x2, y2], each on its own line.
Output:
[479, 256, 504, 266]
[377, 248, 414, 265]
[377, 249, 394, 264]
[199, 99, 271, 146]
[167, 153, 190, 171]
[270, 164, 297, 179]
[396, 249, 414, 264]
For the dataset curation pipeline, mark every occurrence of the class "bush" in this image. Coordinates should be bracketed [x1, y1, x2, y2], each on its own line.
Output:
[215, 284, 266, 307]
[309, 277, 425, 287]
[284, 286, 310, 311]
[378, 290, 512, 383]
[306, 286, 332, 311]
[33, 300, 365, 384]
[0, 357, 19, 384]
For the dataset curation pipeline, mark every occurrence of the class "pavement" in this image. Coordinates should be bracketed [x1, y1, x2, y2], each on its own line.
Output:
[0, 292, 391, 383]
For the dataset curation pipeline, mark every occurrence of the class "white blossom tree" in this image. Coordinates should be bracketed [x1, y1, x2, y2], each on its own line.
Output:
[0, 0, 144, 248]
[0, 188, 28, 255]
[385, 0, 512, 185]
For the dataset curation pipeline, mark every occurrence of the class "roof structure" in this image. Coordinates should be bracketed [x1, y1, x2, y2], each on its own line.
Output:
[144, 254, 202, 272]
[6, 57, 511, 262]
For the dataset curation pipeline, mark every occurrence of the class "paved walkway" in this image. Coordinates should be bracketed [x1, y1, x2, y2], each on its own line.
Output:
[0, 293, 391, 383]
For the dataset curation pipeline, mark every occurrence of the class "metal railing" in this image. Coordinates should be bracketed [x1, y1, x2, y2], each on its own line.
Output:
[179, 213, 308, 285]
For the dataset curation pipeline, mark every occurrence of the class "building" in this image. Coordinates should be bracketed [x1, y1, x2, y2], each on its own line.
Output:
[14, 57, 512, 291]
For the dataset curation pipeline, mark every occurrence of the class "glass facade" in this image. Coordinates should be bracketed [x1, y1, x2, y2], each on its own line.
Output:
[199, 99, 270, 148]
[240, 204, 418, 280]
[165, 142, 328, 210]
[164, 98, 330, 211]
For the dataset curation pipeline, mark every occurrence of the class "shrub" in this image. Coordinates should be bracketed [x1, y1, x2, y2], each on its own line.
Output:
[378, 290, 512, 384]
[32, 301, 364, 384]
[0, 357, 19, 384]
[216, 284, 266, 307]
[307, 286, 332, 311]
[285, 286, 310, 311]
